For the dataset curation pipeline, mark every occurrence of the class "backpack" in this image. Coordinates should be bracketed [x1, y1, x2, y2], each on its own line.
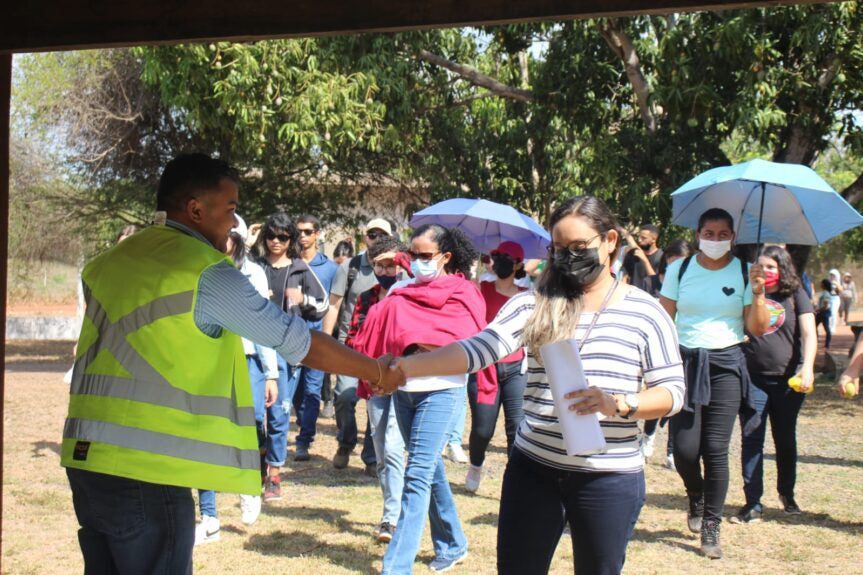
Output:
[345, 254, 363, 296]
[677, 254, 748, 288]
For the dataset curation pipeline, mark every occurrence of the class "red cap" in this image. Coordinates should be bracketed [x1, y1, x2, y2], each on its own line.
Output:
[491, 241, 524, 261]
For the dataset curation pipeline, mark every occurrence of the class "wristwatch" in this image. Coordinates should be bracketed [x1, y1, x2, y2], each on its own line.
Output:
[616, 393, 640, 419]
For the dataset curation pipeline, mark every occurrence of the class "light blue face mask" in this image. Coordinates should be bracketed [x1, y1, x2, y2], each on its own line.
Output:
[411, 257, 441, 283]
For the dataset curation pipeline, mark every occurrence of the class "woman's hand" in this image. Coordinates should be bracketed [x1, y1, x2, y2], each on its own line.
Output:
[750, 263, 766, 295]
[264, 379, 278, 407]
[285, 287, 303, 306]
[798, 367, 815, 393]
[565, 387, 618, 417]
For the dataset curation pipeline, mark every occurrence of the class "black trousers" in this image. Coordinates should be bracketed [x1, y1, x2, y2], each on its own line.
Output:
[467, 360, 526, 467]
[670, 361, 742, 522]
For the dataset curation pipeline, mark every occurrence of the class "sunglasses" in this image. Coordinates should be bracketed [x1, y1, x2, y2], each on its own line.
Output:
[407, 251, 439, 262]
[265, 232, 291, 243]
[298, 229, 317, 237]
[366, 231, 388, 240]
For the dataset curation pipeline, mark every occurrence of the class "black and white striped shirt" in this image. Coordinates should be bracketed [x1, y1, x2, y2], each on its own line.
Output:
[457, 287, 685, 473]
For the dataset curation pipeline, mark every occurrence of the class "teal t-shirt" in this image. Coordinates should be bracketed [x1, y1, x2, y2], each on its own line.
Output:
[660, 256, 753, 350]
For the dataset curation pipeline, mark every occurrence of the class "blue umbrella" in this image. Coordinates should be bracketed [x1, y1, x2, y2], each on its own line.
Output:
[671, 158, 863, 245]
[409, 198, 551, 258]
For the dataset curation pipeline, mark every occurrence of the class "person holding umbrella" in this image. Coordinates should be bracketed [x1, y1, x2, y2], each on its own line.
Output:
[659, 208, 770, 559]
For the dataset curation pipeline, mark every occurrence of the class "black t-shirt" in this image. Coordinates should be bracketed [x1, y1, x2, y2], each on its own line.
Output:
[623, 248, 663, 290]
[744, 287, 814, 377]
[263, 263, 290, 308]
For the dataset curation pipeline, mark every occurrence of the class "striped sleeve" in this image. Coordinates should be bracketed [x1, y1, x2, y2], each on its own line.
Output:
[638, 294, 685, 415]
[457, 292, 534, 373]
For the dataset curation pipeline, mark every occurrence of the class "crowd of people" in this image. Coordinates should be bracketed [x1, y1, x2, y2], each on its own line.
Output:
[61, 153, 860, 575]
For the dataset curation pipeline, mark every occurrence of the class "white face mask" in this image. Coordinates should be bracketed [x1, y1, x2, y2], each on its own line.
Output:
[699, 238, 731, 260]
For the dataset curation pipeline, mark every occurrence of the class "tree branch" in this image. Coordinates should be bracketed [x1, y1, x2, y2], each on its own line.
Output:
[599, 19, 657, 133]
[416, 49, 534, 103]
[841, 171, 863, 205]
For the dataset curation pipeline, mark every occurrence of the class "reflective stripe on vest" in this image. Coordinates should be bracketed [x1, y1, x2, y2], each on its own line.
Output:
[63, 418, 259, 470]
[70, 290, 255, 427]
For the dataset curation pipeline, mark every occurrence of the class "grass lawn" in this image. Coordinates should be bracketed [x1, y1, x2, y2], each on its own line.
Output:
[3, 340, 862, 574]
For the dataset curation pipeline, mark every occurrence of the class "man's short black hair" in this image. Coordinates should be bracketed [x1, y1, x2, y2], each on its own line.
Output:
[640, 224, 660, 237]
[156, 153, 239, 212]
[296, 214, 321, 232]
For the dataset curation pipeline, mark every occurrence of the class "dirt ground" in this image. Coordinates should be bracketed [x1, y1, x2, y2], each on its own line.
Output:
[3, 337, 863, 575]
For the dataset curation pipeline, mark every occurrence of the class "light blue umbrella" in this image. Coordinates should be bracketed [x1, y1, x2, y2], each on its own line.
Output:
[409, 198, 551, 258]
[671, 158, 863, 245]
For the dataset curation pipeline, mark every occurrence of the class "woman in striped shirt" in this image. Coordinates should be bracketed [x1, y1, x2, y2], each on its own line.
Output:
[389, 196, 685, 575]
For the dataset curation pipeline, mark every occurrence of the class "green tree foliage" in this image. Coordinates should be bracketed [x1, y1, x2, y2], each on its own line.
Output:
[12, 2, 863, 260]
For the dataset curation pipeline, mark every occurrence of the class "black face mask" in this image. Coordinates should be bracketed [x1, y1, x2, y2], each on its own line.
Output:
[492, 257, 515, 279]
[376, 274, 398, 290]
[552, 247, 604, 297]
[638, 241, 652, 251]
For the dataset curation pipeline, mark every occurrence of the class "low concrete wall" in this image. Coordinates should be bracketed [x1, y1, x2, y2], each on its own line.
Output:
[6, 316, 80, 340]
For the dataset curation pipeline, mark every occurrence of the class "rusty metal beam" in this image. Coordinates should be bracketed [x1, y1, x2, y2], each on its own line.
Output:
[1, 0, 829, 54]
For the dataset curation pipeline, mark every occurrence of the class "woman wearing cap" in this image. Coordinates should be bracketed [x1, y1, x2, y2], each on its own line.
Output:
[464, 241, 529, 493]
[388, 196, 685, 575]
[353, 224, 485, 574]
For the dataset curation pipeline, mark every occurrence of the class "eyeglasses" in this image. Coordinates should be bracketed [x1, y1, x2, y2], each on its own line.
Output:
[297, 228, 317, 237]
[373, 263, 399, 275]
[547, 233, 603, 256]
[265, 232, 291, 243]
[407, 250, 440, 263]
[366, 231, 388, 240]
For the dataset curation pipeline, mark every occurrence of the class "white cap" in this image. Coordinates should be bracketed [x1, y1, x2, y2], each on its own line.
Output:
[365, 218, 393, 236]
[232, 214, 248, 240]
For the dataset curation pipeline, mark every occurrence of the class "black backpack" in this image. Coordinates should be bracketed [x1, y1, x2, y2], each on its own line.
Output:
[345, 254, 363, 296]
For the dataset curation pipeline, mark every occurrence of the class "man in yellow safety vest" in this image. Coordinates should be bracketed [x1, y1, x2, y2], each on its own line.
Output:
[62, 153, 403, 574]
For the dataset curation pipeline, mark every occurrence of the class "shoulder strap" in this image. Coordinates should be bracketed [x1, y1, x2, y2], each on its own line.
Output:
[677, 255, 694, 283]
[345, 254, 362, 295]
[740, 256, 749, 288]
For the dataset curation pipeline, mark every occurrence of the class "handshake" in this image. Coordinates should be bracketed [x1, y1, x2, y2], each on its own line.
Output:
[370, 354, 408, 396]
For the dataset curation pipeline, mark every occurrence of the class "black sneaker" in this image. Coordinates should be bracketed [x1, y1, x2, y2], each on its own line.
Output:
[779, 494, 802, 515]
[333, 445, 352, 469]
[375, 521, 396, 543]
[700, 518, 723, 559]
[687, 494, 704, 533]
[294, 444, 310, 462]
[729, 503, 763, 524]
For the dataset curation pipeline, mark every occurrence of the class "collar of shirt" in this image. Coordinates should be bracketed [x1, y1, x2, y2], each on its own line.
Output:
[166, 219, 214, 248]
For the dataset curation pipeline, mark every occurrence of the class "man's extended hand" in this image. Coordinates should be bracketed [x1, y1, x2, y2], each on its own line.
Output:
[264, 378, 279, 407]
[372, 354, 405, 395]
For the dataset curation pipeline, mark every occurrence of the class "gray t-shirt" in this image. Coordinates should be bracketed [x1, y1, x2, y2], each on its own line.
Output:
[330, 252, 378, 341]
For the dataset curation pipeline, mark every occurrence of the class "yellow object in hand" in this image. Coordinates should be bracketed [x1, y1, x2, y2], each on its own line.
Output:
[788, 375, 812, 394]
[842, 381, 858, 399]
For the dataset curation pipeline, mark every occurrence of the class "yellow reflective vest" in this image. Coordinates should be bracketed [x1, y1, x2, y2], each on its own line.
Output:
[61, 225, 260, 495]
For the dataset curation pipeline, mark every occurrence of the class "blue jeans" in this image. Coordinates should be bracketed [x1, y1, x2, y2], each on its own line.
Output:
[739, 374, 806, 506]
[293, 365, 325, 448]
[382, 388, 468, 574]
[67, 468, 195, 575]
[198, 490, 217, 518]
[447, 384, 467, 447]
[367, 394, 406, 525]
[267, 355, 294, 467]
[498, 448, 645, 575]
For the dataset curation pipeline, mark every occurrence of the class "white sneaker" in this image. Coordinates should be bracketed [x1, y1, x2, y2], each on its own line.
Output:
[465, 464, 483, 493]
[446, 444, 469, 464]
[240, 494, 261, 526]
[194, 515, 221, 545]
[664, 454, 676, 471]
[642, 433, 656, 458]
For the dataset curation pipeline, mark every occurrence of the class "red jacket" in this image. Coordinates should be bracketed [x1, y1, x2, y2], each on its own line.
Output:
[352, 273, 498, 403]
